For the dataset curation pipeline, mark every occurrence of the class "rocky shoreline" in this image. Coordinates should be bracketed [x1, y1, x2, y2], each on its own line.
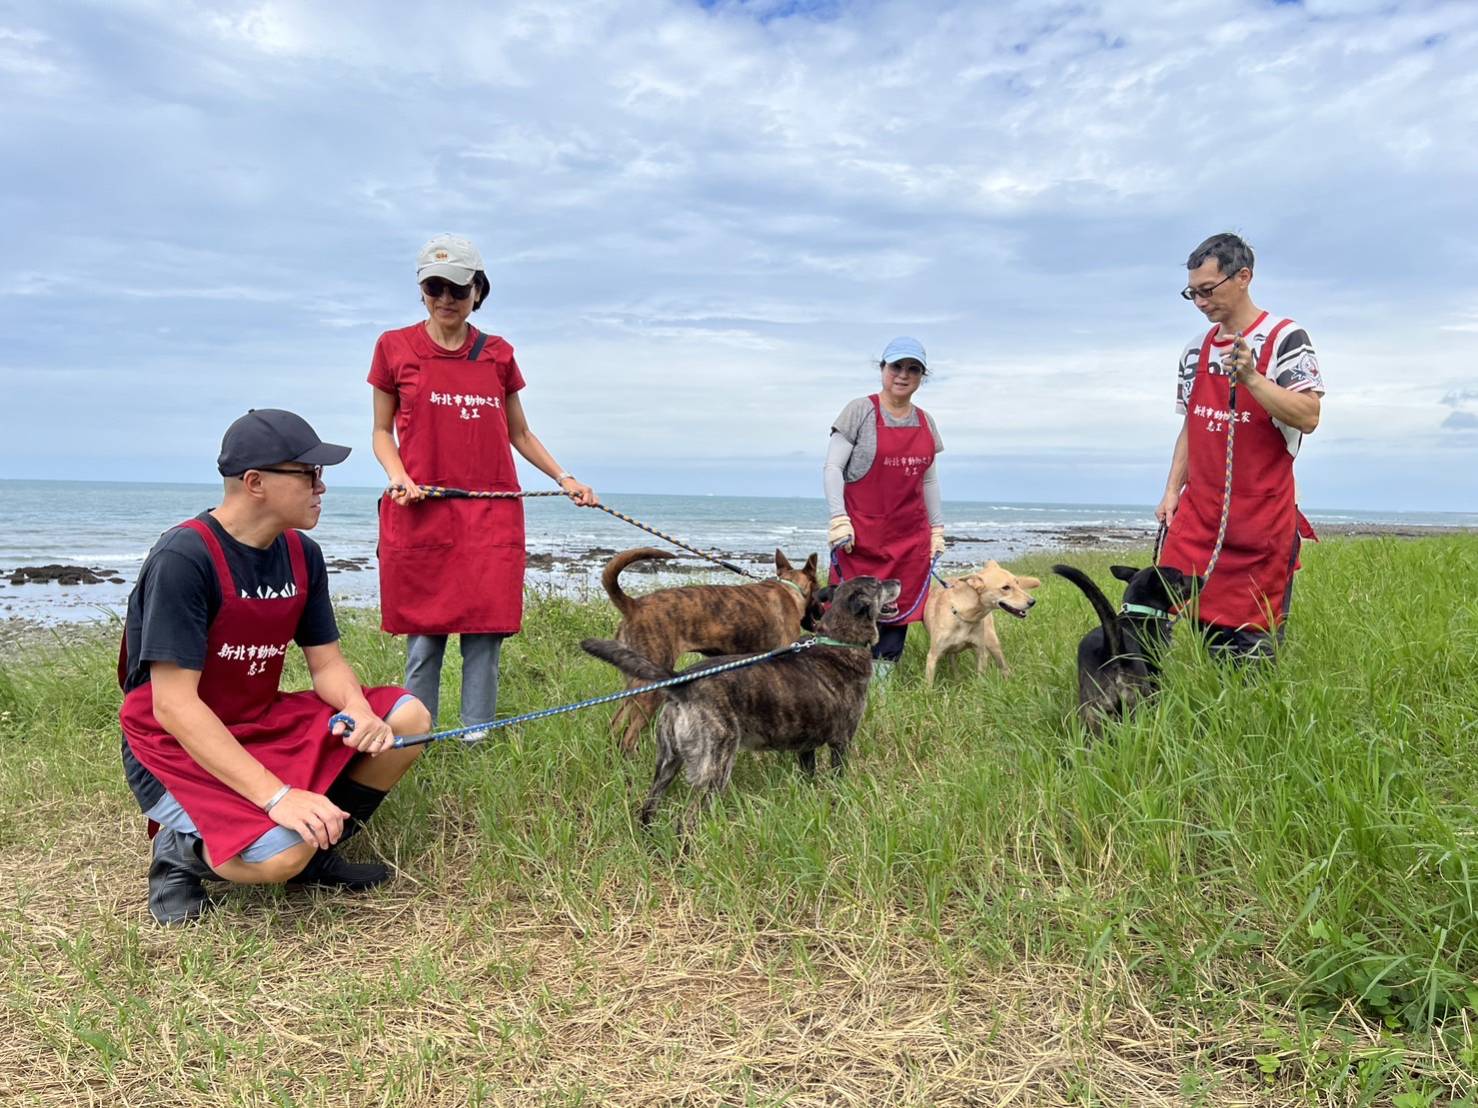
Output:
[2, 522, 1470, 655]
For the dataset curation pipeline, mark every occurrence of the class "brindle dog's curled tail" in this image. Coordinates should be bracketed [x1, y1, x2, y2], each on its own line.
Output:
[1052, 564, 1123, 658]
[600, 547, 676, 618]
[581, 637, 680, 691]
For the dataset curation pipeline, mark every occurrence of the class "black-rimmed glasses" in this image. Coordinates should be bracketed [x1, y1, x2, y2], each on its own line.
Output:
[1181, 273, 1234, 301]
[255, 465, 324, 485]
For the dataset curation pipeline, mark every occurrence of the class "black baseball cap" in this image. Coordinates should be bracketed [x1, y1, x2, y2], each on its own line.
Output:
[217, 409, 352, 476]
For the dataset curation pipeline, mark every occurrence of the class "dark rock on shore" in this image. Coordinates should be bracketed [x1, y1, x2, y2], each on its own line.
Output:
[7, 564, 123, 586]
[326, 556, 373, 573]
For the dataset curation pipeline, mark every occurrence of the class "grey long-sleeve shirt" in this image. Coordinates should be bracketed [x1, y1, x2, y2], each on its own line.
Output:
[822, 397, 943, 524]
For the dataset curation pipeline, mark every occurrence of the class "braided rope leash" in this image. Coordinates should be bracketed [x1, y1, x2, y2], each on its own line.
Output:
[1201, 363, 1240, 584]
[386, 486, 759, 579]
[330, 635, 866, 749]
[829, 550, 942, 625]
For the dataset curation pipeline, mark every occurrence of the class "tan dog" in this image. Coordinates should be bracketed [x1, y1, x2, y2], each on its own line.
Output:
[602, 547, 822, 752]
[922, 561, 1041, 685]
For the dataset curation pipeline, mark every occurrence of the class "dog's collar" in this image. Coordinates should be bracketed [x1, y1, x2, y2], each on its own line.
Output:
[1119, 602, 1170, 619]
[776, 577, 807, 599]
[807, 634, 870, 650]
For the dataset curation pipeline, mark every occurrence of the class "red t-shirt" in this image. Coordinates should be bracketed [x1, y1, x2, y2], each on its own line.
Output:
[368, 323, 526, 430]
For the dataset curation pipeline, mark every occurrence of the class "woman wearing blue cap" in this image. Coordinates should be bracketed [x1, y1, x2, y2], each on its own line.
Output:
[824, 337, 946, 679]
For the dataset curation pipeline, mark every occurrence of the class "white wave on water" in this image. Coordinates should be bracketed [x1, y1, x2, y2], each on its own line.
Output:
[3, 480, 1472, 626]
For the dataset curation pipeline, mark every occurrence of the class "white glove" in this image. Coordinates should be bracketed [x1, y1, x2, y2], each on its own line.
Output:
[930, 525, 946, 557]
[828, 515, 855, 553]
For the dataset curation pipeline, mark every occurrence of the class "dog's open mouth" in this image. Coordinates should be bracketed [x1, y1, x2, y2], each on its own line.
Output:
[997, 600, 1030, 620]
[879, 600, 900, 619]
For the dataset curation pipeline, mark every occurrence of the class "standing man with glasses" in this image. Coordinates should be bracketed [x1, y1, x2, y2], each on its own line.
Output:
[119, 409, 433, 924]
[1156, 233, 1325, 659]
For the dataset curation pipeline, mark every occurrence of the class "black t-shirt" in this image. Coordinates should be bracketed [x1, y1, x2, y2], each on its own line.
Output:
[120, 511, 339, 693]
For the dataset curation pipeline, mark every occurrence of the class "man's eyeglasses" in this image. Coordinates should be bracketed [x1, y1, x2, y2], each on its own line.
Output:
[1181, 273, 1234, 301]
[255, 465, 323, 485]
[421, 277, 473, 301]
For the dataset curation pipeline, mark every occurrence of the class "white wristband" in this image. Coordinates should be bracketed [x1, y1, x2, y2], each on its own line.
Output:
[262, 784, 291, 813]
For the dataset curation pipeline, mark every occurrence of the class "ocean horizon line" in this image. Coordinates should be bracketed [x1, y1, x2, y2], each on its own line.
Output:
[3, 477, 1473, 522]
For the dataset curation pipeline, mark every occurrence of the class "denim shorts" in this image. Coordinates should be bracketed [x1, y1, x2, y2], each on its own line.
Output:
[145, 692, 418, 862]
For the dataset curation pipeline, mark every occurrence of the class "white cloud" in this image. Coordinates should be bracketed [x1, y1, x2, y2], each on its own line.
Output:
[1, 0, 1476, 510]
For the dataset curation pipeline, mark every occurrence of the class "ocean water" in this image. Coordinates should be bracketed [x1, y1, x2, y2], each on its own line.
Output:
[2, 479, 1474, 625]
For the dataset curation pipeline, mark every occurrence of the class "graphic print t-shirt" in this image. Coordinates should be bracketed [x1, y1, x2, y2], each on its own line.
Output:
[120, 512, 338, 694]
[1175, 315, 1325, 457]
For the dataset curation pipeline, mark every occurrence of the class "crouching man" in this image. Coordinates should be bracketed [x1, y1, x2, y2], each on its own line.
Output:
[118, 409, 432, 924]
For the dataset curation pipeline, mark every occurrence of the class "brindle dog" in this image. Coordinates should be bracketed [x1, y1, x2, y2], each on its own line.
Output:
[601, 546, 822, 753]
[582, 575, 901, 834]
[1052, 563, 1201, 734]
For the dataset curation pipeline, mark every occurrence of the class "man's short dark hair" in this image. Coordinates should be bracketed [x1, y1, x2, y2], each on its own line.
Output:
[1187, 233, 1255, 276]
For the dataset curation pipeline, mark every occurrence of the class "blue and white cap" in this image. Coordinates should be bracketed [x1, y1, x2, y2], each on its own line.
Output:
[881, 336, 927, 368]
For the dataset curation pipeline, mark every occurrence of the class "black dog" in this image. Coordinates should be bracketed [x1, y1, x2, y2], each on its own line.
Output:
[1052, 563, 1201, 734]
[581, 576, 901, 834]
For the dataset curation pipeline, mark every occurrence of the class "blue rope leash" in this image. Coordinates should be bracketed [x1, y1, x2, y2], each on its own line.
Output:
[829, 550, 941, 624]
[331, 637, 851, 749]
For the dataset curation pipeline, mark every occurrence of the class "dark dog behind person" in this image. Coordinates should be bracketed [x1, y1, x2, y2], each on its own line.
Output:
[370, 233, 599, 730]
[118, 410, 434, 925]
[824, 336, 947, 681]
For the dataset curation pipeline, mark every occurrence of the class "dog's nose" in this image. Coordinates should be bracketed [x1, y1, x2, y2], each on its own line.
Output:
[1026, 597, 1036, 607]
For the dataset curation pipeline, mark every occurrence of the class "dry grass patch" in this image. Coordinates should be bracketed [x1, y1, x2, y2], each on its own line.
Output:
[0, 794, 1296, 1107]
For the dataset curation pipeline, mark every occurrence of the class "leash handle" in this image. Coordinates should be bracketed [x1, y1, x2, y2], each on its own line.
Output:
[386, 484, 568, 499]
[328, 712, 356, 736]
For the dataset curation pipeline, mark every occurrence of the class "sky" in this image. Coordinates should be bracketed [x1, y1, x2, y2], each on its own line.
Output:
[2, 0, 1475, 511]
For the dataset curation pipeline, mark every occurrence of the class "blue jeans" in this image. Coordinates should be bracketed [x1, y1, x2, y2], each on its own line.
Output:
[405, 633, 505, 726]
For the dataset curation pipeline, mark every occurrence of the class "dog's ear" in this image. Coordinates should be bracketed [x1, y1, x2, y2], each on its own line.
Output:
[1109, 565, 1140, 583]
[803, 552, 819, 577]
[1016, 576, 1042, 590]
[774, 549, 792, 572]
[843, 584, 872, 617]
[963, 574, 987, 590]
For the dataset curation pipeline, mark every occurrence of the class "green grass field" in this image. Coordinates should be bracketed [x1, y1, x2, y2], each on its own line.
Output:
[2, 535, 1476, 1106]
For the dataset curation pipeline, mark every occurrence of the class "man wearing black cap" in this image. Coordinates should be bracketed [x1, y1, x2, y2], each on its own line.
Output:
[118, 409, 432, 924]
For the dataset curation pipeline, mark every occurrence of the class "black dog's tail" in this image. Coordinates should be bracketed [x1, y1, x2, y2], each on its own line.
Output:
[1052, 564, 1123, 658]
[581, 638, 684, 697]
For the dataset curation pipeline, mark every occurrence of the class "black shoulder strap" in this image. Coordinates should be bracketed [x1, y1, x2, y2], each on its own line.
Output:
[467, 332, 490, 361]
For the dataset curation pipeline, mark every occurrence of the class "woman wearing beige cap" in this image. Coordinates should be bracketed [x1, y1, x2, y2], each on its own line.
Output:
[369, 233, 597, 728]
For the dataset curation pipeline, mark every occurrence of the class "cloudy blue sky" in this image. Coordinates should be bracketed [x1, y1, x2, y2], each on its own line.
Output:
[3, 0, 1474, 510]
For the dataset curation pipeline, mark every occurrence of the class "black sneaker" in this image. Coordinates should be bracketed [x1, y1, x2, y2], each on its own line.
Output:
[288, 849, 390, 891]
[147, 829, 215, 925]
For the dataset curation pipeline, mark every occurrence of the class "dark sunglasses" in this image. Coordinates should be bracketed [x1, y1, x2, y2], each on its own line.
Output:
[1181, 273, 1234, 301]
[255, 465, 323, 485]
[420, 277, 474, 301]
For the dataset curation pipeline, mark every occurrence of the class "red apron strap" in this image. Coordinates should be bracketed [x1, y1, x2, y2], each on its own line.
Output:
[180, 518, 238, 597]
[284, 529, 308, 594]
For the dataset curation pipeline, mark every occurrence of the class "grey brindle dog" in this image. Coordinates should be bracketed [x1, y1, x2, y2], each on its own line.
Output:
[581, 576, 901, 833]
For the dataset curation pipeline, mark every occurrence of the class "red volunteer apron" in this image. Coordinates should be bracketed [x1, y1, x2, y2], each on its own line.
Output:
[831, 395, 935, 625]
[1158, 315, 1316, 632]
[119, 519, 404, 863]
[377, 328, 526, 635]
